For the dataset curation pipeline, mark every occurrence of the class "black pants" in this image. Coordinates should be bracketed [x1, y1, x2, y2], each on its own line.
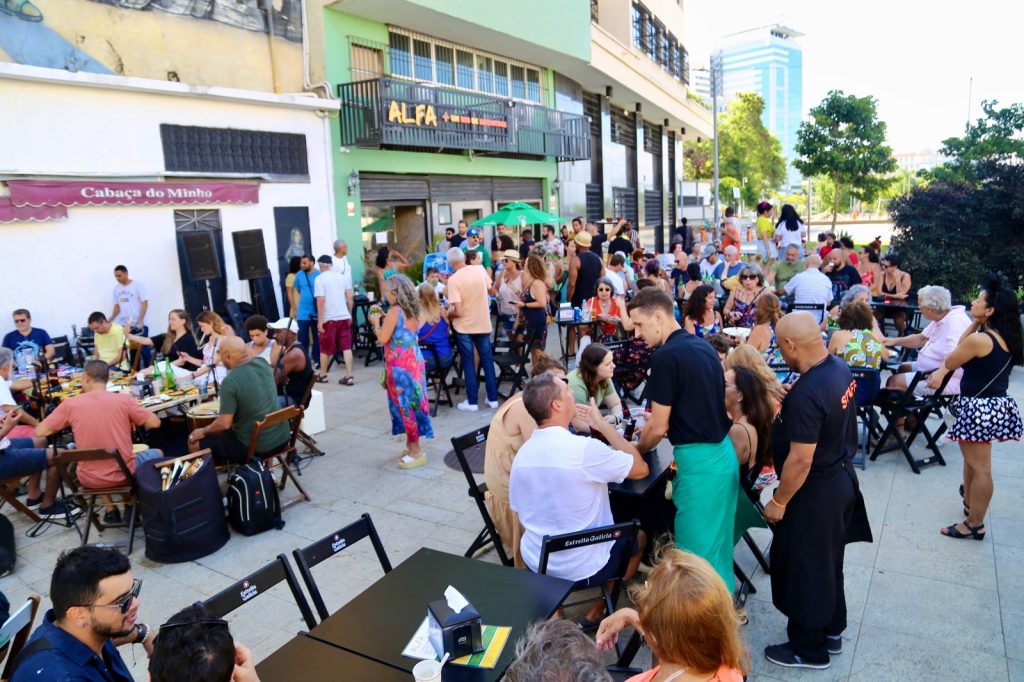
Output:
[786, 545, 847, 662]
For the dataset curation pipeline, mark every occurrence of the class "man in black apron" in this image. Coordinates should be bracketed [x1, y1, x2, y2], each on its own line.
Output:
[763, 312, 872, 669]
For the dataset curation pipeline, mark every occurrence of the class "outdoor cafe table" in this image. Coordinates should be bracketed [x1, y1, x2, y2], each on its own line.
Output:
[608, 446, 675, 550]
[256, 632, 409, 682]
[305, 547, 574, 682]
[554, 318, 598, 366]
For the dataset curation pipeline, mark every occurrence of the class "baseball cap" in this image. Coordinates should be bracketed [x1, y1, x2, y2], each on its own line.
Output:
[467, 227, 481, 237]
[267, 318, 299, 333]
[703, 244, 718, 258]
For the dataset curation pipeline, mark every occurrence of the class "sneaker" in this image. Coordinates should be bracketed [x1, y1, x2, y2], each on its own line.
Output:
[486, 399, 500, 409]
[456, 401, 479, 412]
[826, 635, 843, 655]
[24, 495, 43, 511]
[102, 508, 122, 525]
[398, 454, 428, 470]
[38, 502, 84, 520]
[764, 643, 830, 670]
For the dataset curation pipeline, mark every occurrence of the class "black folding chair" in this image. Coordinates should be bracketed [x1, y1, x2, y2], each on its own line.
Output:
[870, 370, 953, 473]
[449, 426, 513, 566]
[293, 513, 392, 621]
[537, 519, 640, 655]
[849, 367, 882, 470]
[420, 344, 455, 417]
[201, 554, 316, 630]
[790, 302, 828, 324]
[491, 329, 539, 400]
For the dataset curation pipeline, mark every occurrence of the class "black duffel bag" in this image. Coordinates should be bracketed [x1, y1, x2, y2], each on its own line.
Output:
[137, 450, 230, 563]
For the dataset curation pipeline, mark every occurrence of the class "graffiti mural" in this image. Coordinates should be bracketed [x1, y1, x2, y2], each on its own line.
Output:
[0, 0, 304, 90]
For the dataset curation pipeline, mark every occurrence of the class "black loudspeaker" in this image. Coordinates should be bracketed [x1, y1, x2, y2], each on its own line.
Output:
[232, 229, 272, 280]
[182, 231, 222, 281]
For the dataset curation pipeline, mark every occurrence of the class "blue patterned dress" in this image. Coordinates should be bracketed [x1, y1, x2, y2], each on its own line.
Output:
[385, 309, 434, 442]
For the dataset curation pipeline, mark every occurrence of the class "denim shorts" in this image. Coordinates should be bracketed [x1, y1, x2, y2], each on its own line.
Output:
[0, 438, 48, 479]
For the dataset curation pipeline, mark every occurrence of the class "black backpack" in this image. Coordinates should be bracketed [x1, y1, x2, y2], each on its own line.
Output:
[0, 514, 14, 577]
[227, 460, 284, 536]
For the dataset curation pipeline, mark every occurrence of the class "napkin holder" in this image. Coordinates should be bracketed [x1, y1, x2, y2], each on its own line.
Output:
[427, 598, 483, 658]
[130, 380, 154, 399]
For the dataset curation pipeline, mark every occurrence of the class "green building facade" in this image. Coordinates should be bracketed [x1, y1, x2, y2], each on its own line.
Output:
[323, 1, 593, 285]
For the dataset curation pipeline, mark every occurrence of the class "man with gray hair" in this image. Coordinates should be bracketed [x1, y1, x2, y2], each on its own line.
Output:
[510, 374, 647, 625]
[330, 239, 350, 278]
[505, 619, 611, 682]
[445, 247, 498, 412]
[883, 285, 970, 395]
[767, 243, 804, 294]
[784, 254, 833, 321]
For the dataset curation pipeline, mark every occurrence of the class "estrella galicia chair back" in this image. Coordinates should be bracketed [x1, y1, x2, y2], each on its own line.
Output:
[538, 519, 640, 649]
[450, 426, 512, 566]
[870, 369, 953, 473]
[292, 513, 393, 621]
[201, 554, 316, 631]
[848, 366, 882, 469]
[790, 302, 828, 324]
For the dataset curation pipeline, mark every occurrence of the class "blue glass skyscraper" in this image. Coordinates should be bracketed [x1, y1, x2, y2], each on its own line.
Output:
[718, 24, 804, 191]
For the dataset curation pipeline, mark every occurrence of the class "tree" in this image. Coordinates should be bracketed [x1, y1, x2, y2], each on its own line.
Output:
[683, 93, 786, 209]
[794, 91, 897, 229]
[930, 100, 1024, 184]
[890, 161, 1024, 301]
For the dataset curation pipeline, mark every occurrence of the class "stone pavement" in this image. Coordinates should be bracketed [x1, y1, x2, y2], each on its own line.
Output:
[0, 349, 1022, 681]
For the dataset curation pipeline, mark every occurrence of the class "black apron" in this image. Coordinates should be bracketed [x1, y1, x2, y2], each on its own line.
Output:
[769, 416, 872, 627]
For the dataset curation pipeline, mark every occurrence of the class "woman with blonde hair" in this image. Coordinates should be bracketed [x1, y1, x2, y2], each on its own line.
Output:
[514, 254, 552, 362]
[746, 292, 782, 353]
[181, 310, 235, 382]
[417, 282, 453, 372]
[723, 344, 786, 406]
[597, 548, 747, 682]
[128, 309, 201, 374]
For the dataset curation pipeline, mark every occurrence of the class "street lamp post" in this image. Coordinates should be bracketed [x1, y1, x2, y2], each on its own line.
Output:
[710, 52, 722, 238]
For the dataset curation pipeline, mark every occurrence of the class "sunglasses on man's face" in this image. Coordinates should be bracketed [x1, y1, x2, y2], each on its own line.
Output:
[79, 578, 142, 614]
[13, 318, 27, 323]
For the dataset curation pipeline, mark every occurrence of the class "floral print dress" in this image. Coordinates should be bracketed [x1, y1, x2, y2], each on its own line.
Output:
[385, 309, 433, 443]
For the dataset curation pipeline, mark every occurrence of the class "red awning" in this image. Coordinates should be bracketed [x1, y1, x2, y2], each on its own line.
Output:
[8, 180, 260, 208]
[0, 197, 68, 223]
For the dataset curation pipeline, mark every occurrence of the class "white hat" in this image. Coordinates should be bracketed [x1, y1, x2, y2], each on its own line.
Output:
[267, 318, 299, 333]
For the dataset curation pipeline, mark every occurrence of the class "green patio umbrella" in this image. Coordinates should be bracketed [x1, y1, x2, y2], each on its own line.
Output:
[361, 216, 393, 233]
[469, 201, 562, 228]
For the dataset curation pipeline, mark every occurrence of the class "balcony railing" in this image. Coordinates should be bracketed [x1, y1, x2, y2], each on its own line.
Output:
[337, 78, 591, 161]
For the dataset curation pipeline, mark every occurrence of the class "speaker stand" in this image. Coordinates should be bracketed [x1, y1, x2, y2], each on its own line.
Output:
[248, 279, 265, 317]
[204, 279, 214, 312]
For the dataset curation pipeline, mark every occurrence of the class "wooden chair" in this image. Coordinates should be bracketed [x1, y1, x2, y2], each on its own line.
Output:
[292, 513, 392, 621]
[201, 554, 316, 631]
[0, 477, 41, 524]
[54, 449, 140, 554]
[247, 405, 311, 510]
[0, 595, 41, 680]
[294, 374, 324, 456]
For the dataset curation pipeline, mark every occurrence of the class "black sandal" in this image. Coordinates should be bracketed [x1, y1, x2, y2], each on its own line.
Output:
[338, 375, 354, 386]
[959, 484, 969, 517]
[941, 521, 986, 541]
[315, 374, 329, 383]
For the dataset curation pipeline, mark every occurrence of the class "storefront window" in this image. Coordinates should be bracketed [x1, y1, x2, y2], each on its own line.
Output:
[389, 33, 411, 78]
[435, 45, 455, 85]
[361, 202, 428, 280]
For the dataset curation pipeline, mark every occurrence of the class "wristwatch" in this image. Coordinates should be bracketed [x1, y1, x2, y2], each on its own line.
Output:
[135, 622, 149, 644]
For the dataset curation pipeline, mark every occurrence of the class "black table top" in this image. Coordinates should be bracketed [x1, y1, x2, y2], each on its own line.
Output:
[256, 633, 409, 682]
[608, 446, 673, 498]
[308, 547, 574, 682]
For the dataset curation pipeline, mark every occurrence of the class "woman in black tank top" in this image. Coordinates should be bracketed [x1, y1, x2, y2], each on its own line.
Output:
[928, 274, 1023, 541]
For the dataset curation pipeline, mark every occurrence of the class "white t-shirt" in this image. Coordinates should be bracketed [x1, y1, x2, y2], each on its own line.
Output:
[510, 426, 633, 580]
[112, 280, 148, 326]
[774, 222, 805, 253]
[331, 255, 351, 278]
[313, 269, 353, 322]
[0, 376, 16, 407]
[609, 270, 626, 296]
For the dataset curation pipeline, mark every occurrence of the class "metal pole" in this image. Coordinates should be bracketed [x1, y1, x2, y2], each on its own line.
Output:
[806, 178, 812, 244]
[711, 55, 721, 237]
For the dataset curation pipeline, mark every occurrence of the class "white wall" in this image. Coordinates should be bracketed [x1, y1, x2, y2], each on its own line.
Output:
[0, 76, 336, 337]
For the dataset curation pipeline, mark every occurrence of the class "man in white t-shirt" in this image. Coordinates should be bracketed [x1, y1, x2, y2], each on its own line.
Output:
[784, 254, 834, 322]
[330, 240, 351, 280]
[314, 255, 355, 385]
[111, 265, 149, 365]
[510, 373, 648, 625]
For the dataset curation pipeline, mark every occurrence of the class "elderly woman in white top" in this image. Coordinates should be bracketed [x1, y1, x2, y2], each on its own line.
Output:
[883, 285, 972, 395]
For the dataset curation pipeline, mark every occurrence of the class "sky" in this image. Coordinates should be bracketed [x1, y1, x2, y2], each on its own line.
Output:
[683, 0, 1024, 153]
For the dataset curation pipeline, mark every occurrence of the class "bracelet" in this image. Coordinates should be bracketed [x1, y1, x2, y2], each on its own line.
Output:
[135, 622, 149, 644]
[770, 497, 787, 510]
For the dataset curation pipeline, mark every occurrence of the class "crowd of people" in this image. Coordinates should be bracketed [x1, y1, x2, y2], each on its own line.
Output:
[2, 205, 1022, 680]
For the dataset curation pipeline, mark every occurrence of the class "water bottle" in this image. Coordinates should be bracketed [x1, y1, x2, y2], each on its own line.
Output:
[573, 307, 581, 323]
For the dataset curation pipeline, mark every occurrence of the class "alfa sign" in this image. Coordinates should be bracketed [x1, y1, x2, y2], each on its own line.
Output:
[386, 100, 508, 130]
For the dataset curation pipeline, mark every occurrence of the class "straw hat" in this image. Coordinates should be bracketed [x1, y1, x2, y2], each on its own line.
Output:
[574, 231, 592, 247]
[502, 249, 521, 263]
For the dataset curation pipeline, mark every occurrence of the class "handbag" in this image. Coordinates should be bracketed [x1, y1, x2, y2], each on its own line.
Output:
[943, 354, 1012, 428]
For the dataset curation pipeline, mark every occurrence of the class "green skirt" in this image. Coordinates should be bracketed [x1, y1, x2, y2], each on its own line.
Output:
[672, 438, 740, 590]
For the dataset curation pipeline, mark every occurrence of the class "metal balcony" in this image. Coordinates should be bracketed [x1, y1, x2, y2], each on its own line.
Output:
[337, 78, 591, 161]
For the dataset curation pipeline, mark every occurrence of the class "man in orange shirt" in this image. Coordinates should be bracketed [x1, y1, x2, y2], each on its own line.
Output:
[37, 360, 162, 524]
[445, 247, 498, 412]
